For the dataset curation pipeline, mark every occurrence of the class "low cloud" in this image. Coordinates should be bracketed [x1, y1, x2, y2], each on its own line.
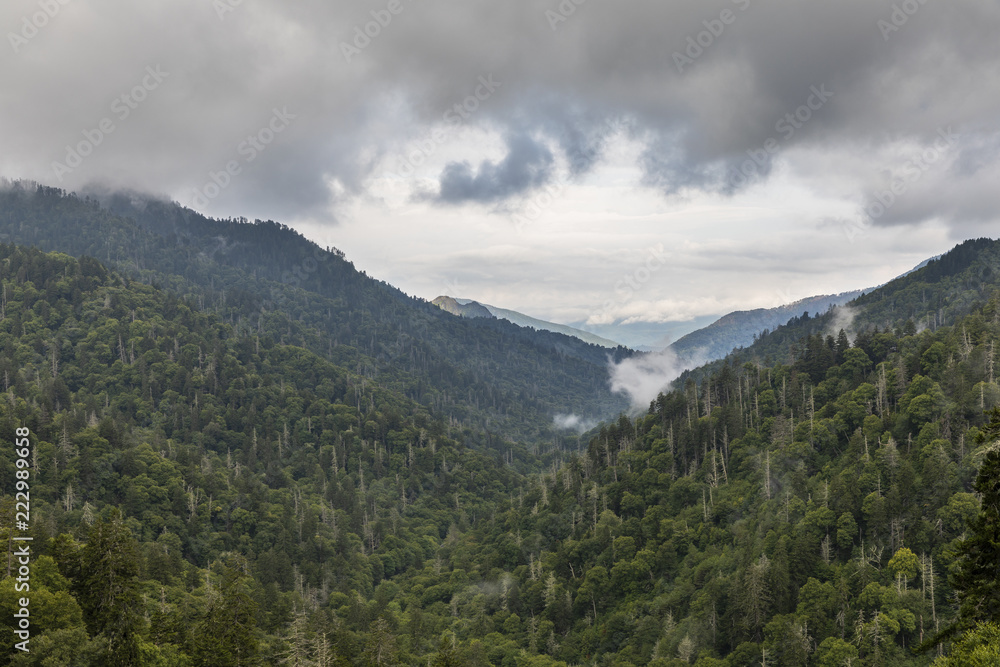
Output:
[609, 348, 702, 407]
[553, 413, 598, 433]
[826, 304, 859, 342]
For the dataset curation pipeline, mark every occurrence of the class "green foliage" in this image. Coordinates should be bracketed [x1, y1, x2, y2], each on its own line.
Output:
[934, 622, 1000, 666]
[889, 547, 920, 589]
[432, 634, 463, 667]
[0, 184, 631, 442]
[189, 556, 259, 666]
[949, 409, 1000, 636]
[2, 200, 1000, 665]
[78, 508, 143, 666]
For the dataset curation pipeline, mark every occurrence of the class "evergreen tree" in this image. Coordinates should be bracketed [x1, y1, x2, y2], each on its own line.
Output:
[191, 556, 260, 666]
[950, 408, 1000, 633]
[432, 633, 463, 667]
[362, 617, 399, 667]
[933, 622, 1000, 666]
[77, 508, 142, 666]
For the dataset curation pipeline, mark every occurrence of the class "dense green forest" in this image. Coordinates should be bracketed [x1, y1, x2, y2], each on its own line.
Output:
[0, 243, 547, 664]
[0, 182, 631, 441]
[1, 185, 1000, 665]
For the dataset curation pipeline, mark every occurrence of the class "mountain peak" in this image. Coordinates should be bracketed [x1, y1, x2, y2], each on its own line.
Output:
[431, 295, 494, 319]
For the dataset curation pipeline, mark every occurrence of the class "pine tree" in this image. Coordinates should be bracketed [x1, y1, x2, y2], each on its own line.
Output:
[191, 556, 260, 666]
[948, 408, 1000, 636]
[362, 617, 399, 667]
[431, 633, 463, 667]
[78, 508, 142, 666]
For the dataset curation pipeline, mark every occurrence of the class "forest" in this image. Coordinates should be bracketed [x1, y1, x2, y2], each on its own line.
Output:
[0, 182, 632, 443]
[0, 184, 999, 665]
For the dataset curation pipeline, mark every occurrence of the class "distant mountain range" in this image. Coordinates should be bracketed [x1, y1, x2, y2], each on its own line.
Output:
[432, 293, 865, 360]
[436, 259, 942, 366]
[571, 317, 719, 351]
[432, 297, 626, 349]
[664, 258, 941, 362]
[667, 290, 866, 363]
[433, 292, 866, 361]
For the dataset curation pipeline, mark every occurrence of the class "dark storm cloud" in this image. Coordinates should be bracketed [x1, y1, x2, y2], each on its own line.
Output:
[1, 0, 998, 229]
[436, 132, 554, 204]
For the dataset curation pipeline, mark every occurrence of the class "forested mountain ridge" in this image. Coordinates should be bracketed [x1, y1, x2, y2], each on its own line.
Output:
[448, 238, 1000, 666]
[678, 238, 1000, 387]
[0, 243, 555, 664]
[3, 195, 1000, 665]
[668, 255, 947, 365]
[0, 181, 631, 441]
[669, 290, 865, 363]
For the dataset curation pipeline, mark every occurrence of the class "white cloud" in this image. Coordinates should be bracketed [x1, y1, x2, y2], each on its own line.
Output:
[609, 348, 705, 408]
[553, 414, 598, 433]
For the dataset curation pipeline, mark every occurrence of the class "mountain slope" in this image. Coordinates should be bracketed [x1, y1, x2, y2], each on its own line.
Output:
[0, 243, 541, 664]
[667, 257, 948, 366]
[0, 182, 632, 439]
[427, 237, 1000, 664]
[432, 296, 495, 319]
[452, 298, 626, 349]
[669, 290, 866, 363]
[677, 237, 1000, 387]
[2, 233, 998, 665]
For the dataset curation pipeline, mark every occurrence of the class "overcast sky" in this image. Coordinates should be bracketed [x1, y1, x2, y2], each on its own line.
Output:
[2, 0, 998, 334]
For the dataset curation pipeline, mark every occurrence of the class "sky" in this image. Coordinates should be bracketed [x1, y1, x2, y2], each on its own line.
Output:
[2, 0, 999, 340]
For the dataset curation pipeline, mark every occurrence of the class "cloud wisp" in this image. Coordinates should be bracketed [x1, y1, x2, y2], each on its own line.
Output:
[609, 348, 705, 408]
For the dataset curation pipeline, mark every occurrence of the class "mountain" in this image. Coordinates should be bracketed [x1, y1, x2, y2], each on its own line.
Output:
[451, 237, 1000, 665]
[568, 259, 937, 360]
[665, 258, 949, 365]
[1, 192, 998, 664]
[2, 178, 997, 664]
[571, 315, 720, 351]
[678, 237, 1000, 387]
[431, 295, 495, 319]
[0, 242, 539, 663]
[451, 298, 626, 349]
[0, 182, 631, 440]
[668, 290, 866, 363]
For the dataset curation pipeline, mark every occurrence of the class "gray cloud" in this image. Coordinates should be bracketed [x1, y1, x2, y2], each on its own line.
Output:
[0, 0, 997, 233]
[435, 132, 554, 204]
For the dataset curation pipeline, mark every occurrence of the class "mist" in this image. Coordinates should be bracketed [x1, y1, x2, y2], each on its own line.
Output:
[553, 413, 598, 433]
[608, 348, 702, 408]
[826, 304, 860, 342]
